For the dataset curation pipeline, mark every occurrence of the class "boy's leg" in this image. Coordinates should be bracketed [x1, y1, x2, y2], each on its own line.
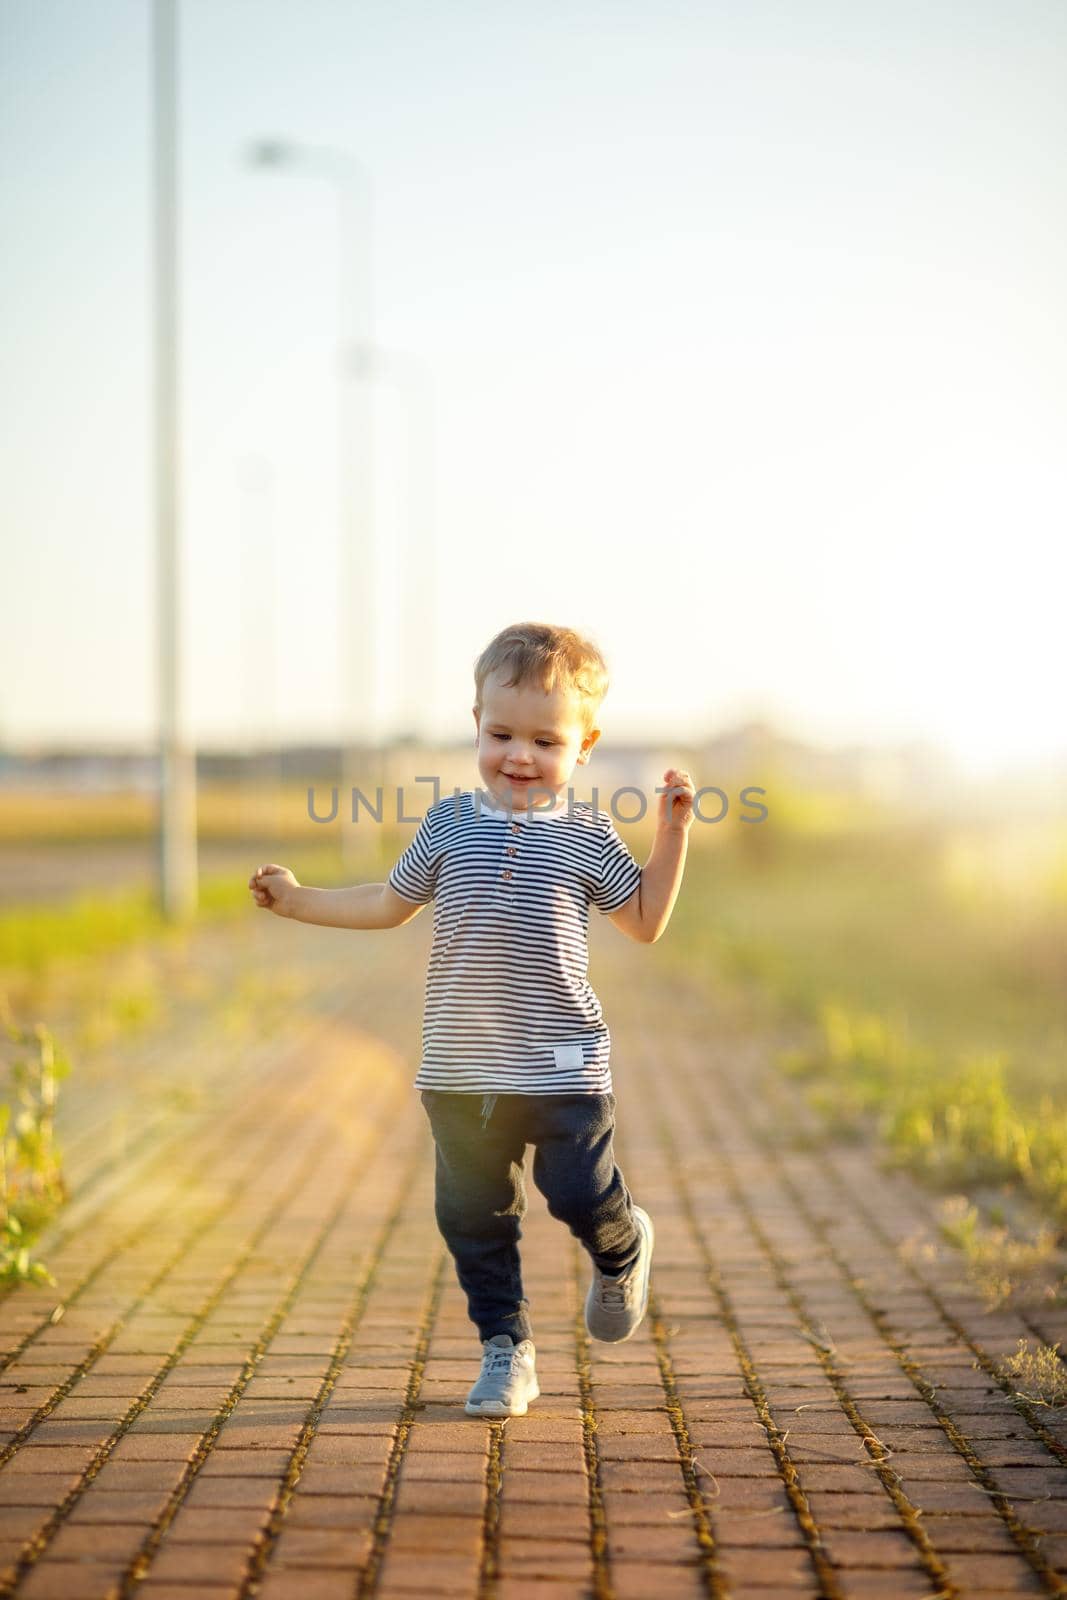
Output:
[528, 1092, 642, 1275]
[420, 1091, 533, 1345]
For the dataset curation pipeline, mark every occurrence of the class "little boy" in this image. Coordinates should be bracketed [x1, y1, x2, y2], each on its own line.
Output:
[249, 621, 694, 1417]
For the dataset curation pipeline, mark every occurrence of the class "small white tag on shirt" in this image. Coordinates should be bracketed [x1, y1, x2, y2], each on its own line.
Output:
[553, 1044, 584, 1072]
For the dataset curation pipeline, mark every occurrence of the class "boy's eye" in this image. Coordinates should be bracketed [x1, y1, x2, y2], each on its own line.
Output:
[490, 733, 556, 747]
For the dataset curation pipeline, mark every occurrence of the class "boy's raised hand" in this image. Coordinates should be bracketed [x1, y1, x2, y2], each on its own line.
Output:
[658, 768, 696, 833]
[249, 863, 301, 917]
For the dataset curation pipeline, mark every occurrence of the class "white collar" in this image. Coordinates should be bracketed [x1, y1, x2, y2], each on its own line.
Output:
[470, 788, 571, 823]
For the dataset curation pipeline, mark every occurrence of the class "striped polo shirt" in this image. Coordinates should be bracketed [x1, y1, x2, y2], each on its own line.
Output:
[387, 788, 643, 1094]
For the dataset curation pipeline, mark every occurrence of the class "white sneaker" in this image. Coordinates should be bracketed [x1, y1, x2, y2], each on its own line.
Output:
[584, 1206, 655, 1342]
[465, 1334, 540, 1417]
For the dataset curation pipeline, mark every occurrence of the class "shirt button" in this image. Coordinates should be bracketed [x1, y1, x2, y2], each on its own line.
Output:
[506, 846, 518, 857]
[511, 822, 521, 834]
[501, 868, 513, 880]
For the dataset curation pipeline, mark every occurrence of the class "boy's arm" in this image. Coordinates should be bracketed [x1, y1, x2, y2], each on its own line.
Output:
[607, 768, 695, 944]
[607, 829, 688, 943]
[252, 862, 427, 928]
[288, 882, 425, 929]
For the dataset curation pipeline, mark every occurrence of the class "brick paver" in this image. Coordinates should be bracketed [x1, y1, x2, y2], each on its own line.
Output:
[1, 916, 1065, 1598]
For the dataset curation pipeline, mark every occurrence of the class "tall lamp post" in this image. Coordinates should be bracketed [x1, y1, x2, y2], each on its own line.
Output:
[245, 139, 375, 870]
[154, 0, 197, 919]
[238, 456, 280, 845]
[372, 348, 436, 755]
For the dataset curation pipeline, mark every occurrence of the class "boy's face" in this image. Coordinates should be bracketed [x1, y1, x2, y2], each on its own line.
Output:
[473, 672, 601, 808]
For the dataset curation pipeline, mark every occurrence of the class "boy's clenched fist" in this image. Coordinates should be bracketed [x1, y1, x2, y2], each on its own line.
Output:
[248, 863, 301, 917]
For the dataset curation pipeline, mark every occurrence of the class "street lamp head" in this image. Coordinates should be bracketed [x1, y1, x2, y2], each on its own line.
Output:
[245, 138, 296, 170]
[243, 138, 368, 194]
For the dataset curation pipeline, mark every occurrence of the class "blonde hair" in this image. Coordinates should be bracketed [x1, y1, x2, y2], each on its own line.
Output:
[474, 622, 609, 735]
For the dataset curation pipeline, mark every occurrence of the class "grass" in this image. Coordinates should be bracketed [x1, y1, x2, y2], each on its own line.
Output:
[650, 793, 1067, 1239]
[0, 836, 382, 1029]
[773, 1004, 1067, 1231]
[932, 1196, 1066, 1311]
[683, 820, 1066, 1087]
[0, 1008, 69, 1286]
[0, 818, 388, 1286]
[0, 780, 412, 1054]
[993, 1339, 1067, 1407]
[0, 848, 356, 973]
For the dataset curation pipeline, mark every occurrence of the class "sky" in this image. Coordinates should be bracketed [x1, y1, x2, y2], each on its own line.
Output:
[1, 0, 1065, 780]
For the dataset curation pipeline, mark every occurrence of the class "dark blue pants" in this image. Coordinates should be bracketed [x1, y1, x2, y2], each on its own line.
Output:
[419, 1088, 642, 1346]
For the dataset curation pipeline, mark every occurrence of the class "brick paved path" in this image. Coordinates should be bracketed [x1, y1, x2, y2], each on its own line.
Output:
[1, 914, 1066, 1599]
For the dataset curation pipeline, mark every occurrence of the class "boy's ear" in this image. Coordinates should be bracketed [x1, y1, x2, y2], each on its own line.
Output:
[578, 727, 602, 764]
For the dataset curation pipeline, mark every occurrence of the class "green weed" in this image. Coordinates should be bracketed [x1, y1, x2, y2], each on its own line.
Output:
[934, 1196, 1066, 1311]
[772, 990, 1067, 1233]
[0, 1006, 70, 1287]
[993, 1338, 1067, 1407]
[883, 1059, 1067, 1232]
